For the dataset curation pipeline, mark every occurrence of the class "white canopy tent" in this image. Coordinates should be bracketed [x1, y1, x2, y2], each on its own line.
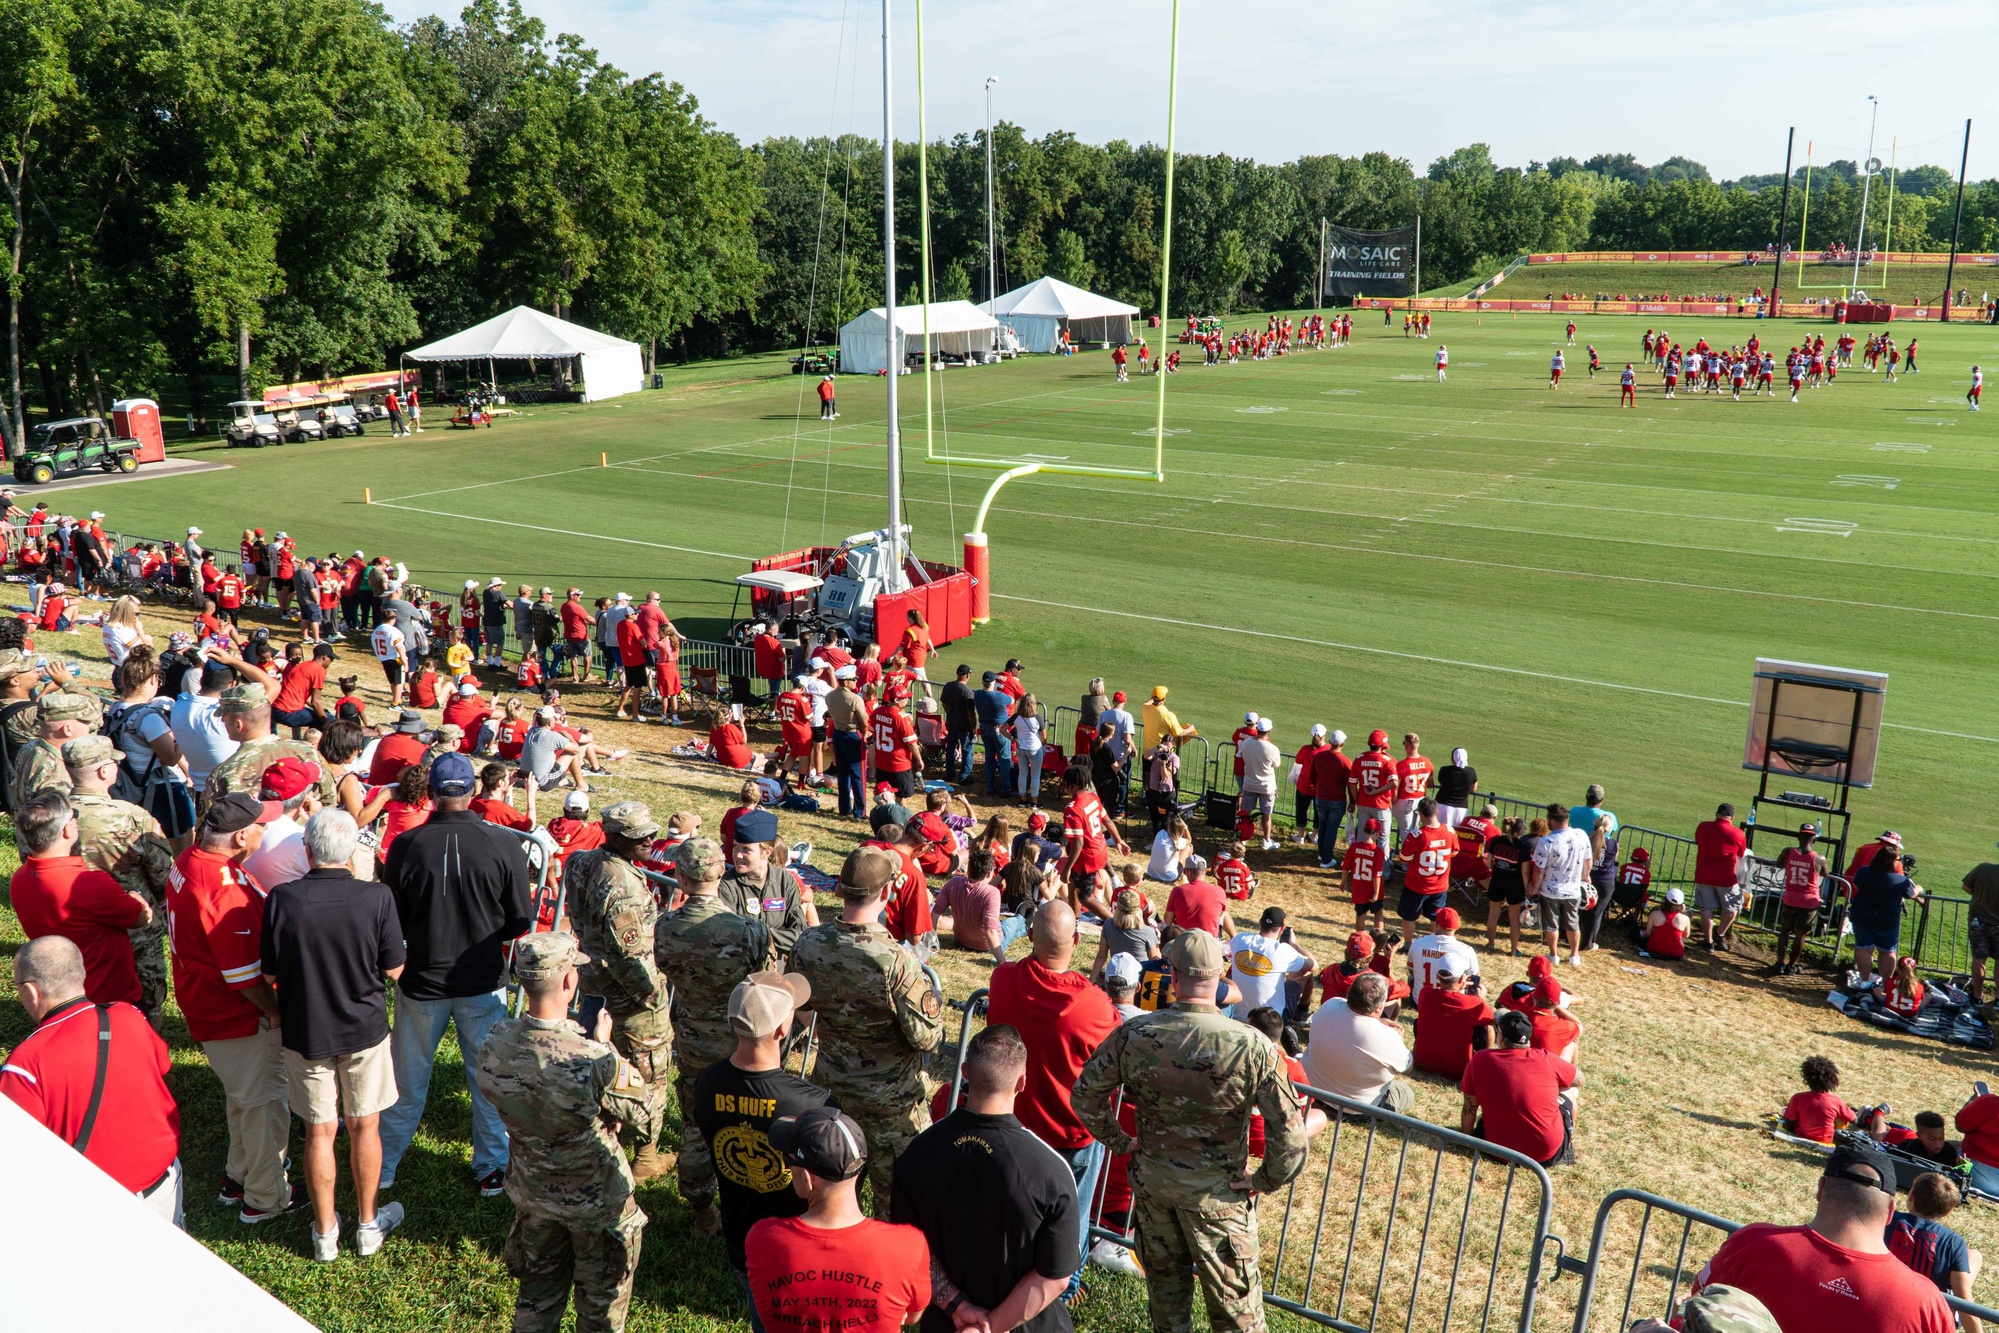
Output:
[403, 306, 645, 402]
[837, 301, 999, 375]
[981, 276, 1139, 352]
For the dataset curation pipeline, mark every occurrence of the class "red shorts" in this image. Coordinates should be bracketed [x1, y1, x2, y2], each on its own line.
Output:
[1551, 369, 1563, 382]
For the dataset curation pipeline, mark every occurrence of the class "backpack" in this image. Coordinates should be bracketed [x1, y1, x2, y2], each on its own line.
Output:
[0, 698, 36, 814]
[102, 699, 170, 805]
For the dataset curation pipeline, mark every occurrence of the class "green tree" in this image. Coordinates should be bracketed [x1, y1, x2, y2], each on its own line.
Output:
[0, 0, 78, 453]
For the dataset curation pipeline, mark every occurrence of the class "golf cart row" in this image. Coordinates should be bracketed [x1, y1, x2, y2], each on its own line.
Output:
[225, 392, 392, 448]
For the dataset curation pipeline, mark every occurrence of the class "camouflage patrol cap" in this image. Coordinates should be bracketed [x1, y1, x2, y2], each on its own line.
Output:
[601, 800, 660, 842]
[60, 735, 124, 770]
[838, 846, 902, 901]
[0, 649, 34, 680]
[38, 692, 100, 725]
[1680, 1285, 1782, 1333]
[511, 932, 592, 984]
[432, 723, 465, 746]
[1166, 928, 1225, 979]
[218, 682, 270, 714]
[673, 836, 726, 881]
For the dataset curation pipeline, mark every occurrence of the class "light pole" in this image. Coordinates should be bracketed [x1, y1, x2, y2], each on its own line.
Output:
[984, 76, 999, 307]
[1851, 95, 1879, 294]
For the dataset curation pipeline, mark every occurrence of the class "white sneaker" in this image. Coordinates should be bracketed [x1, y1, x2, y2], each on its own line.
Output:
[312, 1220, 341, 1263]
[357, 1202, 404, 1257]
[1567, 955, 1583, 967]
[1089, 1237, 1144, 1277]
[1261, 839, 1279, 852]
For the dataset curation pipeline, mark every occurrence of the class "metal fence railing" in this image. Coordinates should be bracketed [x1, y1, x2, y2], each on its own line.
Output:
[1565, 1188, 1999, 1332]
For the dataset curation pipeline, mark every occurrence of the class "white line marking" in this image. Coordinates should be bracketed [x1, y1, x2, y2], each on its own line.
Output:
[369, 503, 752, 562]
[1831, 476, 1900, 489]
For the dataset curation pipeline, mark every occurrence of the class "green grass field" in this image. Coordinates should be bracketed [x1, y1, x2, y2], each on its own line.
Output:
[86, 308, 1999, 871]
[8, 314, 1999, 1329]
[1428, 259, 1971, 306]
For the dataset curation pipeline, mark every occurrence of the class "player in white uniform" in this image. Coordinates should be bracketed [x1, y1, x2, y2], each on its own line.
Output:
[1435, 344, 1449, 382]
[1972, 365, 1984, 412]
[1549, 350, 1565, 388]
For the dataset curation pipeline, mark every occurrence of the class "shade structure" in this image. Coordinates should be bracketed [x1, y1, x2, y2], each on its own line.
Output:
[980, 275, 1139, 352]
[404, 306, 644, 402]
[837, 301, 1000, 375]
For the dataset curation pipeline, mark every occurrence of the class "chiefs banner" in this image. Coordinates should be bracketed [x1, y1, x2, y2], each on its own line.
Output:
[1323, 224, 1417, 299]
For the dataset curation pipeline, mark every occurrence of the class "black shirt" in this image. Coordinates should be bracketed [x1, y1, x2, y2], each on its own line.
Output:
[261, 868, 406, 1059]
[690, 1058, 836, 1271]
[941, 679, 977, 732]
[382, 808, 534, 1000]
[890, 1108, 1080, 1333]
[1489, 835, 1527, 895]
[1435, 764, 1477, 807]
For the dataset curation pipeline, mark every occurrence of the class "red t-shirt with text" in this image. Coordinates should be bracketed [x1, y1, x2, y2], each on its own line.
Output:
[745, 1216, 931, 1333]
[1692, 1224, 1953, 1333]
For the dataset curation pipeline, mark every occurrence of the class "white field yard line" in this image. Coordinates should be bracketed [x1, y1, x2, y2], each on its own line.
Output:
[613, 454, 1999, 584]
[367, 502, 753, 563]
[991, 594, 1999, 747]
[605, 460, 1999, 622]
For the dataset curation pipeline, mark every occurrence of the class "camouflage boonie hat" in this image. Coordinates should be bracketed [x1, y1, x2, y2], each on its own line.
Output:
[37, 692, 100, 725]
[511, 932, 592, 984]
[432, 723, 465, 745]
[1681, 1285, 1782, 1333]
[601, 800, 660, 841]
[0, 650, 35, 680]
[674, 836, 726, 880]
[60, 735, 124, 769]
[218, 682, 270, 714]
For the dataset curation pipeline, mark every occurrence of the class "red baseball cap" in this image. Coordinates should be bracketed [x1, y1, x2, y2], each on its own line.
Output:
[1434, 907, 1460, 931]
[1526, 954, 1554, 983]
[1028, 811, 1049, 831]
[1346, 931, 1374, 958]
[259, 756, 323, 803]
[1532, 975, 1564, 1009]
[1112, 691, 1127, 704]
[1368, 729, 1389, 748]
[1364, 817, 1382, 832]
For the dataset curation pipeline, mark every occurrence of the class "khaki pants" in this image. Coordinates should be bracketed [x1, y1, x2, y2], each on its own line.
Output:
[201, 1027, 291, 1213]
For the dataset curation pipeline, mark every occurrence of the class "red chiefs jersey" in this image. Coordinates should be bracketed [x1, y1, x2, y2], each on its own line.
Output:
[215, 573, 244, 609]
[165, 847, 268, 1043]
[1401, 825, 1458, 896]
[1618, 861, 1651, 895]
[872, 707, 915, 772]
[1214, 856, 1255, 901]
[1343, 840, 1385, 904]
[1352, 752, 1396, 806]
[1062, 790, 1111, 875]
[1777, 847, 1824, 909]
[1453, 816, 1496, 877]
[775, 691, 812, 738]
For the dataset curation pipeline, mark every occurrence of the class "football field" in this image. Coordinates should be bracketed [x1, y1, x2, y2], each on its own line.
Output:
[99, 310, 1999, 869]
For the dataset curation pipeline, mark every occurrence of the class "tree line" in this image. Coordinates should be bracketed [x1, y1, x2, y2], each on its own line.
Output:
[4, 0, 1996, 451]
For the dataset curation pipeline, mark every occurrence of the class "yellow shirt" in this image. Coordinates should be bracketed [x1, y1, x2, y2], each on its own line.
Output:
[1142, 699, 1187, 753]
[445, 643, 473, 676]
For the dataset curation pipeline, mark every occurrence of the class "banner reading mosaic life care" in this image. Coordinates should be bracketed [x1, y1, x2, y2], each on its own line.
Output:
[1323, 224, 1416, 298]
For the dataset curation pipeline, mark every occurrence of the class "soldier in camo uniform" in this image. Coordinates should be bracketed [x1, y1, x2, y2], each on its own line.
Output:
[1074, 930, 1307, 1333]
[204, 682, 338, 810]
[0, 649, 67, 778]
[9, 691, 97, 818]
[64, 735, 175, 1024]
[474, 932, 662, 1333]
[565, 800, 676, 1179]
[653, 835, 772, 1235]
[785, 845, 942, 1215]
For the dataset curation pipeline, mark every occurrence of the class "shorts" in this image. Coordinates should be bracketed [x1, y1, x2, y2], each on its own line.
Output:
[881, 768, 918, 798]
[1239, 790, 1273, 818]
[1068, 863, 1105, 895]
[1970, 916, 1999, 964]
[301, 602, 323, 624]
[1851, 920, 1902, 953]
[811, 724, 828, 745]
[1398, 887, 1446, 922]
[285, 1036, 396, 1124]
[1694, 882, 1743, 915]
[623, 664, 649, 689]
[563, 639, 590, 660]
[379, 659, 404, 686]
[1488, 877, 1526, 907]
[1539, 896, 1581, 935]
[1778, 904, 1819, 934]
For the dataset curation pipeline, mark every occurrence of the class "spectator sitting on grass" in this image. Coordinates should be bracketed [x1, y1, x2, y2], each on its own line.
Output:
[1460, 1009, 1579, 1167]
[1888, 1171, 1984, 1326]
[1784, 1055, 1859, 1145]
[934, 850, 1021, 965]
[519, 705, 588, 793]
[1886, 1111, 1965, 1169]
[1302, 972, 1414, 1113]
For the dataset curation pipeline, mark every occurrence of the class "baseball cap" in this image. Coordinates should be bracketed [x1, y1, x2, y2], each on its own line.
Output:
[1027, 811, 1048, 832]
[1167, 929, 1225, 978]
[429, 751, 476, 797]
[1111, 690, 1126, 704]
[1244, 711, 1258, 725]
[511, 932, 590, 984]
[259, 756, 322, 802]
[1255, 717, 1273, 734]
[1363, 817, 1382, 832]
[673, 836, 726, 880]
[1104, 952, 1143, 987]
[1665, 887, 1685, 905]
[1368, 729, 1388, 747]
[615, 591, 631, 603]
[869, 801, 913, 834]
[1150, 685, 1168, 699]
[1434, 907, 1461, 931]
[1346, 931, 1374, 958]
[458, 681, 479, 696]
[838, 846, 901, 898]
[728, 970, 812, 1039]
[1329, 728, 1347, 745]
[1258, 906, 1287, 931]
[1526, 954, 1554, 983]
[1532, 974, 1563, 1009]
[734, 809, 779, 844]
[1311, 724, 1326, 738]
[1824, 1141, 1897, 1195]
[216, 683, 268, 715]
[1679, 1285, 1782, 1333]
[807, 656, 828, 670]
[769, 1106, 868, 1180]
[1799, 821, 1818, 836]
[564, 791, 589, 812]
[205, 791, 283, 833]
[1184, 853, 1207, 874]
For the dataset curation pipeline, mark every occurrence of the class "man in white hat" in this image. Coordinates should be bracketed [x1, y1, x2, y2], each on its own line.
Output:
[1239, 717, 1283, 851]
[817, 374, 838, 420]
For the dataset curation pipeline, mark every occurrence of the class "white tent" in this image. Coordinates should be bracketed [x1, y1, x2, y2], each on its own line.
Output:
[981, 276, 1139, 352]
[404, 306, 645, 403]
[837, 301, 999, 375]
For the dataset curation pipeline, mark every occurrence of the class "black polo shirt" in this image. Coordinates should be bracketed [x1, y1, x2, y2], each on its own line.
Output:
[261, 867, 405, 1059]
[889, 1108, 1080, 1333]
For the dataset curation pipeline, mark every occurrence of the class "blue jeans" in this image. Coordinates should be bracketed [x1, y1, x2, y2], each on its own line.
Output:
[1017, 749, 1043, 802]
[1055, 1140, 1107, 1294]
[998, 914, 1030, 950]
[272, 705, 322, 739]
[739, 1272, 769, 1333]
[981, 726, 1014, 794]
[378, 986, 511, 1185]
[1315, 798, 1347, 867]
[1972, 1161, 1999, 1199]
[946, 726, 975, 783]
[831, 729, 867, 816]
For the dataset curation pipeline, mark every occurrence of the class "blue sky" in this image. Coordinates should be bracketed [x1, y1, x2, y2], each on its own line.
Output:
[385, 0, 1994, 180]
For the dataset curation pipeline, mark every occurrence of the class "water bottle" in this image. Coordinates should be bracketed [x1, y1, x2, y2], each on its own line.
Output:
[1744, 807, 1756, 828]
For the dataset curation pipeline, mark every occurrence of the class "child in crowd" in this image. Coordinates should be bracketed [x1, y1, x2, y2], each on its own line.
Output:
[408, 655, 442, 710]
[1783, 1056, 1857, 1144]
[1215, 840, 1257, 901]
[516, 652, 544, 695]
[1343, 819, 1386, 929]
[1882, 954, 1928, 1018]
[444, 626, 473, 679]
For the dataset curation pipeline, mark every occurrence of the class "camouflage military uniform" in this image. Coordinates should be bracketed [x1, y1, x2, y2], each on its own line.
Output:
[71, 788, 174, 1021]
[1073, 998, 1307, 1333]
[786, 918, 943, 1213]
[205, 733, 337, 809]
[10, 737, 72, 814]
[475, 998, 663, 1332]
[720, 859, 812, 957]
[653, 851, 772, 1209]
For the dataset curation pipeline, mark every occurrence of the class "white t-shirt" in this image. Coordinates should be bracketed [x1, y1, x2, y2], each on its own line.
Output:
[243, 815, 310, 891]
[1302, 999, 1410, 1105]
[103, 621, 141, 669]
[801, 676, 831, 727]
[169, 692, 236, 794]
[371, 622, 405, 663]
[1406, 933, 1479, 1003]
[1013, 713, 1043, 755]
[1228, 931, 1308, 1017]
[1532, 826, 1592, 900]
[1146, 829, 1188, 882]
[1239, 737, 1282, 795]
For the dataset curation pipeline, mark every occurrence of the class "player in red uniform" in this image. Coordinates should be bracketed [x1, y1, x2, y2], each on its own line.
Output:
[1586, 344, 1601, 379]
[1565, 320, 1577, 345]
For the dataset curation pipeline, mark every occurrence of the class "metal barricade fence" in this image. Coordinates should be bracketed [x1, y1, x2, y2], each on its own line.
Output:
[1908, 891, 1979, 979]
[1566, 1188, 1999, 1332]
